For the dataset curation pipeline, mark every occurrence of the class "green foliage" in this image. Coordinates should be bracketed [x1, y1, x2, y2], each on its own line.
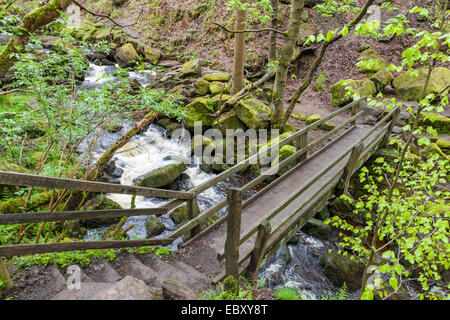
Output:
[274, 287, 302, 300]
[322, 283, 350, 300]
[12, 249, 118, 269]
[199, 276, 254, 300]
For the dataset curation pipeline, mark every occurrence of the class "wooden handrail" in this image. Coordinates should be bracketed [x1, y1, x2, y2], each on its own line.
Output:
[0, 171, 193, 200]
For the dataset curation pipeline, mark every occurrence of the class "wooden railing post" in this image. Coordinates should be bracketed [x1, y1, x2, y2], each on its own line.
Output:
[247, 220, 271, 281]
[381, 108, 400, 146]
[0, 257, 12, 289]
[341, 142, 364, 195]
[295, 133, 307, 162]
[187, 196, 201, 239]
[351, 101, 360, 126]
[224, 188, 242, 279]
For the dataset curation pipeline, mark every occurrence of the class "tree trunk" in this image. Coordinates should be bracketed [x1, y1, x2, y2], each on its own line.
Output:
[268, 0, 279, 62]
[271, 0, 305, 126]
[0, 0, 73, 78]
[232, 8, 247, 94]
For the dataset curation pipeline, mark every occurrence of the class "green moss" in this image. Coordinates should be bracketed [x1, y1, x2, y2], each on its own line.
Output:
[169, 204, 188, 225]
[358, 49, 388, 75]
[197, 79, 210, 96]
[178, 59, 201, 77]
[145, 217, 165, 237]
[79, 196, 123, 228]
[212, 113, 247, 134]
[184, 98, 216, 129]
[291, 112, 307, 121]
[203, 73, 230, 82]
[329, 79, 377, 107]
[370, 67, 393, 92]
[306, 114, 322, 124]
[136, 162, 187, 188]
[210, 81, 230, 95]
[419, 112, 450, 135]
[235, 98, 271, 129]
[0, 191, 53, 214]
[392, 67, 450, 101]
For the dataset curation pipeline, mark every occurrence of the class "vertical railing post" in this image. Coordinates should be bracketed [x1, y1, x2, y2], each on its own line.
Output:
[295, 133, 308, 162]
[341, 142, 364, 195]
[351, 100, 360, 126]
[224, 188, 242, 279]
[0, 257, 12, 290]
[382, 107, 400, 146]
[247, 220, 271, 282]
[187, 196, 201, 239]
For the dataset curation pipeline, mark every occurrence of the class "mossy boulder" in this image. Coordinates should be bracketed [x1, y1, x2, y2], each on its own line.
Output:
[170, 204, 189, 225]
[209, 81, 230, 95]
[94, 28, 112, 41]
[212, 113, 247, 134]
[291, 112, 307, 121]
[329, 79, 377, 107]
[156, 118, 181, 135]
[418, 112, 450, 135]
[370, 67, 394, 92]
[435, 139, 450, 153]
[197, 79, 210, 96]
[358, 48, 388, 75]
[184, 98, 216, 129]
[135, 162, 187, 188]
[145, 217, 166, 237]
[191, 135, 215, 155]
[420, 143, 450, 160]
[306, 114, 322, 124]
[320, 250, 365, 291]
[392, 67, 450, 101]
[301, 218, 331, 240]
[272, 145, 297, 176]
[203, 73, 230, 82]
[143, 46, 161, 63]
[320, 121, 336, 131]
[178, 59, 201, 78]
[236, 98, 271, 129]
[79, 195, 123, 228]
[115, 43, 140, 67]
[0, 191, 53, 214]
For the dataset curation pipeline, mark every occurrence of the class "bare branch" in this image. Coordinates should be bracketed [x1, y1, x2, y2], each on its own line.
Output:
[212, 22, 287, 37]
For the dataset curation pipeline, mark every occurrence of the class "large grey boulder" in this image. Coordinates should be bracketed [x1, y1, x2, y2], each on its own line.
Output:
[134, 162, 187, 188]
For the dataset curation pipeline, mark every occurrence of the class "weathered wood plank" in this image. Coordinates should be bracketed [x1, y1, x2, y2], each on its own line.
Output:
[382, 107, 400, 146]
[247, 220, 271, 281]
[224, 188, 242, 279]
[0, 171, 193, 200]
[341, 142, 364, 195]
[0, 238, 175, 257]
[0, 208, 168, 225]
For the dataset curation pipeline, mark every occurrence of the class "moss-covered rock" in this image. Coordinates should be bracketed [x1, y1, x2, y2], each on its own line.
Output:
[142, 46, 161, 63]
[184, 98, 216, 129]
[0, 191, 53, 214]
[420, 143, 450, 160]
[301, 218, 331, 240]
[272, 145, 297, 176]
[191, 135, 215, 155]
[115, 43, 140, 67]
[135, 162, 187, 188]
[170, 204, 189, 225]
[329, 79, 377, 107]
[209, 81, 230, 95]
[435, 138, 450, 153]
[145, 217, 166, 237]
[79, 195, 123, 228]
[291, 112, 307, 121]
[418, 112, 450, 135]
[358, 48, 388, 75]
[320, 250, 365, 291]
[306, 114, 322, 124]
[156, 118, 181, 134]
[236, 98, 271, 129]
[197, 79, 210, 96]
[212, 113, 247, 134]
[203, 73, 230, 82]
[94, 27, 112, 41]
[370, 67, 393, 92]
[178, 59, 201, 78]
[392, 67, 450, 101]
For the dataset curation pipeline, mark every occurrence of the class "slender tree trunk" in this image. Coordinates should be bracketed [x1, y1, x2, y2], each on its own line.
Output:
[271, 0, 305, 126]
[268, 0, 279, 62]
[232, 8, 247, 94]
[0, 0, 73, 78]
[282, 0, 375, 128]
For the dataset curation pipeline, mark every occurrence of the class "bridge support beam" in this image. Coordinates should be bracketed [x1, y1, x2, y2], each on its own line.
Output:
[224, 188, 242, 279]
[187, 197, 201, 239]
[295, 133, 308, 162]
[381, 108, 400, 147]
[247, 220, 271, 282]
[0, 257, 12, 290]
[341, 142, 364, 195]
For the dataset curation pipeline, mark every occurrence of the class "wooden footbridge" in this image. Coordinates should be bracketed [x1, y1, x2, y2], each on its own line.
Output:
[0, 99, 400, 284]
